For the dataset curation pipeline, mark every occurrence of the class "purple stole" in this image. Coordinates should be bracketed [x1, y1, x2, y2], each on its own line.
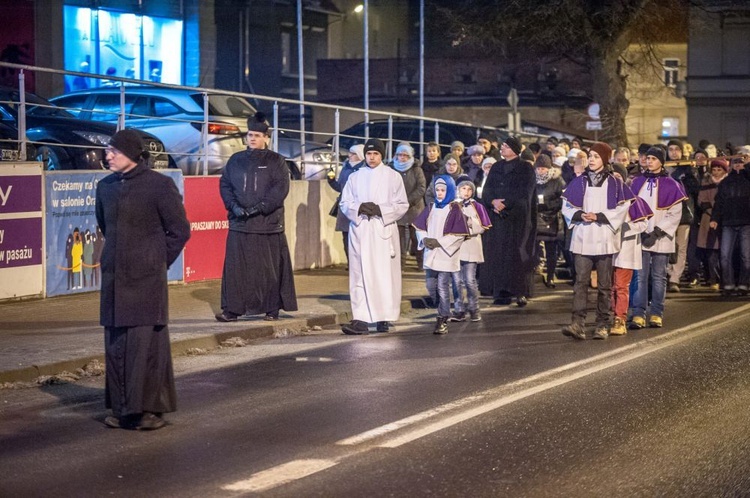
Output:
[465, 199, 492, 229]
[630, 174, 687, 210]
[413, 202, 470, 236]
[562, 173, 635, 210]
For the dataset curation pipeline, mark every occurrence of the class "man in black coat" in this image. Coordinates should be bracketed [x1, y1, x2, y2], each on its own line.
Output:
[215, 112, 298, 322]
[479, 136, 537, 306]
[96, 129, 190, 430]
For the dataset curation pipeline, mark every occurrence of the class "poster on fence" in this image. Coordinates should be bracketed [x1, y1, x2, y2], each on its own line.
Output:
[182, 176, 227, 282]
[0, 163, 43, 300]
[44, 169, 186, 297]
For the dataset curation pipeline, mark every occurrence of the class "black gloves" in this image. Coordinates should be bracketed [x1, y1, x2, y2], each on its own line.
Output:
[231, 202, 263, 219]
[231, 203, 249, 219]
[423, 237, 441, 250]
[621, 222, 631, 235]
[641, 227, 667, 248]
[358, 202, 381, 218]
[595, 213, 609, 225]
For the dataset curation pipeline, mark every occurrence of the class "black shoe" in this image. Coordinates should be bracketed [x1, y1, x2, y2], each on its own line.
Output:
[264, 311, 279, 321]
[493, 297, 512, 305]
[449, 312, 466, 322]
[516, 296, 528, 307]
[562, 322, 586, 340]
[342, 320, 369, 335]
[215, 311, 238, 322]
[544, 276, 556, 288]
[135, 412, 166, 431]
[375, 321, 390, 333]
[433, 317, 448, 335]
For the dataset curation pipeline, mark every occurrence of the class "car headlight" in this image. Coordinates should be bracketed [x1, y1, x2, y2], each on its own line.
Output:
[312, 151, 333, 163]
[72, 131, 111, 146]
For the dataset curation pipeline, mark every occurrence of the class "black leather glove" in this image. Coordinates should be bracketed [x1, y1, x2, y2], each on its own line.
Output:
[369, 203, 382, 217]
[423, 237, 441, 250]
[246, 203, 263, 217]
[231, 203, 249, 219]
[358, 202, 379, 217]
[641, 231, 658, 248]
[652, 226, 667, 239]
[621, 222, 631, 235]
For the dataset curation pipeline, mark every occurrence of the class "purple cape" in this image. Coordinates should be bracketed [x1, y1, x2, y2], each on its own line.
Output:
[629, 195, 653, 222]
[466, 199, 492, 229]
[412, 202, 470, 236]
[631, 175, 687, 209]
[562, 174, 635, 210]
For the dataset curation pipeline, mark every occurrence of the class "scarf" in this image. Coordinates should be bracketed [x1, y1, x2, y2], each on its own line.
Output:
[535, 170, 553, 185]
[393, 157, 414, 172]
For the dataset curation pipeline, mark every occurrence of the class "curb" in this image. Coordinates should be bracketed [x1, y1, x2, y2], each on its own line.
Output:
[0, 301, 420, 385]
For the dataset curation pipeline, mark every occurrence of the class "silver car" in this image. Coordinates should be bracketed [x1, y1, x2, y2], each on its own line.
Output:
[51, 87, 338, 177]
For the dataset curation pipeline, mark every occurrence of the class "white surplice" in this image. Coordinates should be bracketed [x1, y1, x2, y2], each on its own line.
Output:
[340, 163, 409, 322]
[563, 178, 631, 256]
[416, 202, 466, 272]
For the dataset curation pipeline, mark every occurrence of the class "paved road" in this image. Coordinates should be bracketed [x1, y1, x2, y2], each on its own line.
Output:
[2, 287, 750, 496]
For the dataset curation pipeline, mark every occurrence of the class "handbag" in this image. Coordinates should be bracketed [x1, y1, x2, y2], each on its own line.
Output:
[329, 199, 339, 218]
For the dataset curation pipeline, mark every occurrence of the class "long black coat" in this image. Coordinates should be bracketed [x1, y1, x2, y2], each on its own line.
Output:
[479, 157, 537, 298]
[95, 163, 190, 327]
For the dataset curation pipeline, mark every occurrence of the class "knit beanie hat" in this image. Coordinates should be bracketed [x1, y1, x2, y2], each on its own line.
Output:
[590, 142, 613, 164]
[667, 139, 684, 149]
[693, 148, 708, 160]
[349, 144, 365, 162]
[711, 158, 730, 173]
[457, 179, 475, 194]
[646, 146, 666, 166]
[247, 111, 270, 134]
[504, 136, 522, 155]
[534, 154, 552, 169]
[467, 144, 485, 156]
[395, 143, 414, 158]
[109, 129, 146, 163]
[364, 138, 386, 158]
[638, 143, 651, 156]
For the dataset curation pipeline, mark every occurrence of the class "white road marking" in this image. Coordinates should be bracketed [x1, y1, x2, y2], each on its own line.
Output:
[219, 303, 750, 492]
[221, 459, 338, 492]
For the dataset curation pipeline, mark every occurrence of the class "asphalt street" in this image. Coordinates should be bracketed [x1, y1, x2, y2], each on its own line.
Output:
[2, 286, 750, 497]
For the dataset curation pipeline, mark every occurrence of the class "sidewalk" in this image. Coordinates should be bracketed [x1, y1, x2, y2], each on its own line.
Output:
[0, 266, 430, 384]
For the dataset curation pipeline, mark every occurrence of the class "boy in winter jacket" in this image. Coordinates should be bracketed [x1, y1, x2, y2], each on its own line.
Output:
[413, 176, 470, 334]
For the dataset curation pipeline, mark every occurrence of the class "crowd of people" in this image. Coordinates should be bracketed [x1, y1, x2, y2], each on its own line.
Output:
[328, 131, 750, 339]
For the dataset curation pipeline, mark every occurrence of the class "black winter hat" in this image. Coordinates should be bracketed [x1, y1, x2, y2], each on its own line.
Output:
[504, 136, 522, 155]
[667, 139, 683, 149]
[109, 129, 146, 163]
[646, 146, 666, 166]
[247, 111, 270, 134]
[638, 143, 651, 156]
[364, 138, 386, 158]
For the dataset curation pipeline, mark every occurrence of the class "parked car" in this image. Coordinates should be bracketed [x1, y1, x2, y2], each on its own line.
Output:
[0, 88, 169, 171]
[51, 87, 336, 177]
[0, 121, 34, 162]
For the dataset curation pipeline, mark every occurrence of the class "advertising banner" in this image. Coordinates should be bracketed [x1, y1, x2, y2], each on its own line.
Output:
[0, 163, 43, 300]
[44, 170, 186, 297]
[183, 176, 227, 282]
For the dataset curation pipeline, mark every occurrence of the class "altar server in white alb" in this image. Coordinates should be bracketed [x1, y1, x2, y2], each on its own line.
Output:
[339, 138, 409, 335]
[561, 142, 635, 341]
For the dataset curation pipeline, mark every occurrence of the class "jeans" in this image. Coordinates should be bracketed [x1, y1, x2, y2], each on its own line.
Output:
[572, 254, 613, 326]
[720, 225, 750, 290]
[452, 261, 479, 314]
[633, 251, 669, 318]
[437, 271, 453, 318]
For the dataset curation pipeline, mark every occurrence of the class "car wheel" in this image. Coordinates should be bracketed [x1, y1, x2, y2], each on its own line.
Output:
[36, 146, 69, 171]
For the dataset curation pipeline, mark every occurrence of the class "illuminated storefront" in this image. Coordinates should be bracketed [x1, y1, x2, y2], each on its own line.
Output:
[63, 5, 183, 91]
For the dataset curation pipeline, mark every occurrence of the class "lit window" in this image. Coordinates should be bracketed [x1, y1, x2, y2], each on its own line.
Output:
[664, 58, 679, 87]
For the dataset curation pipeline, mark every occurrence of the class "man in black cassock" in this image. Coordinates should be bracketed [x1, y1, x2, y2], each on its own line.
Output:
[96, 129, 190, 430]
[215, 112, 298, 322]
[479, 136, 537, 306]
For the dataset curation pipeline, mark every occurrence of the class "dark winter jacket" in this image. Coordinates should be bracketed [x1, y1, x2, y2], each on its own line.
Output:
[711, 168, 750, 227]
[328, 159, 363, 232]
[220, 148, 290, 234]
[95, 163, 190, 327]
[670, 166, 700, 225]
[421, 159, 442, 187]
[535, 169, 565, 241]
[390, 162, 426, 226]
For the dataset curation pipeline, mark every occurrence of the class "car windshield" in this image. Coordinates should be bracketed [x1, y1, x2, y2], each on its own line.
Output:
[189, 93, 256, 118]
[0, 91, 75, 118]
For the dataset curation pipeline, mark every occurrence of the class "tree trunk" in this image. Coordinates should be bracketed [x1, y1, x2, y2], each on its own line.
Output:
[589, 38, 631, 146]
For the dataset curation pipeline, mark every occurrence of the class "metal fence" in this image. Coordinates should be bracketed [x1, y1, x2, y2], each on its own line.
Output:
[0, 61, 547, 179]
